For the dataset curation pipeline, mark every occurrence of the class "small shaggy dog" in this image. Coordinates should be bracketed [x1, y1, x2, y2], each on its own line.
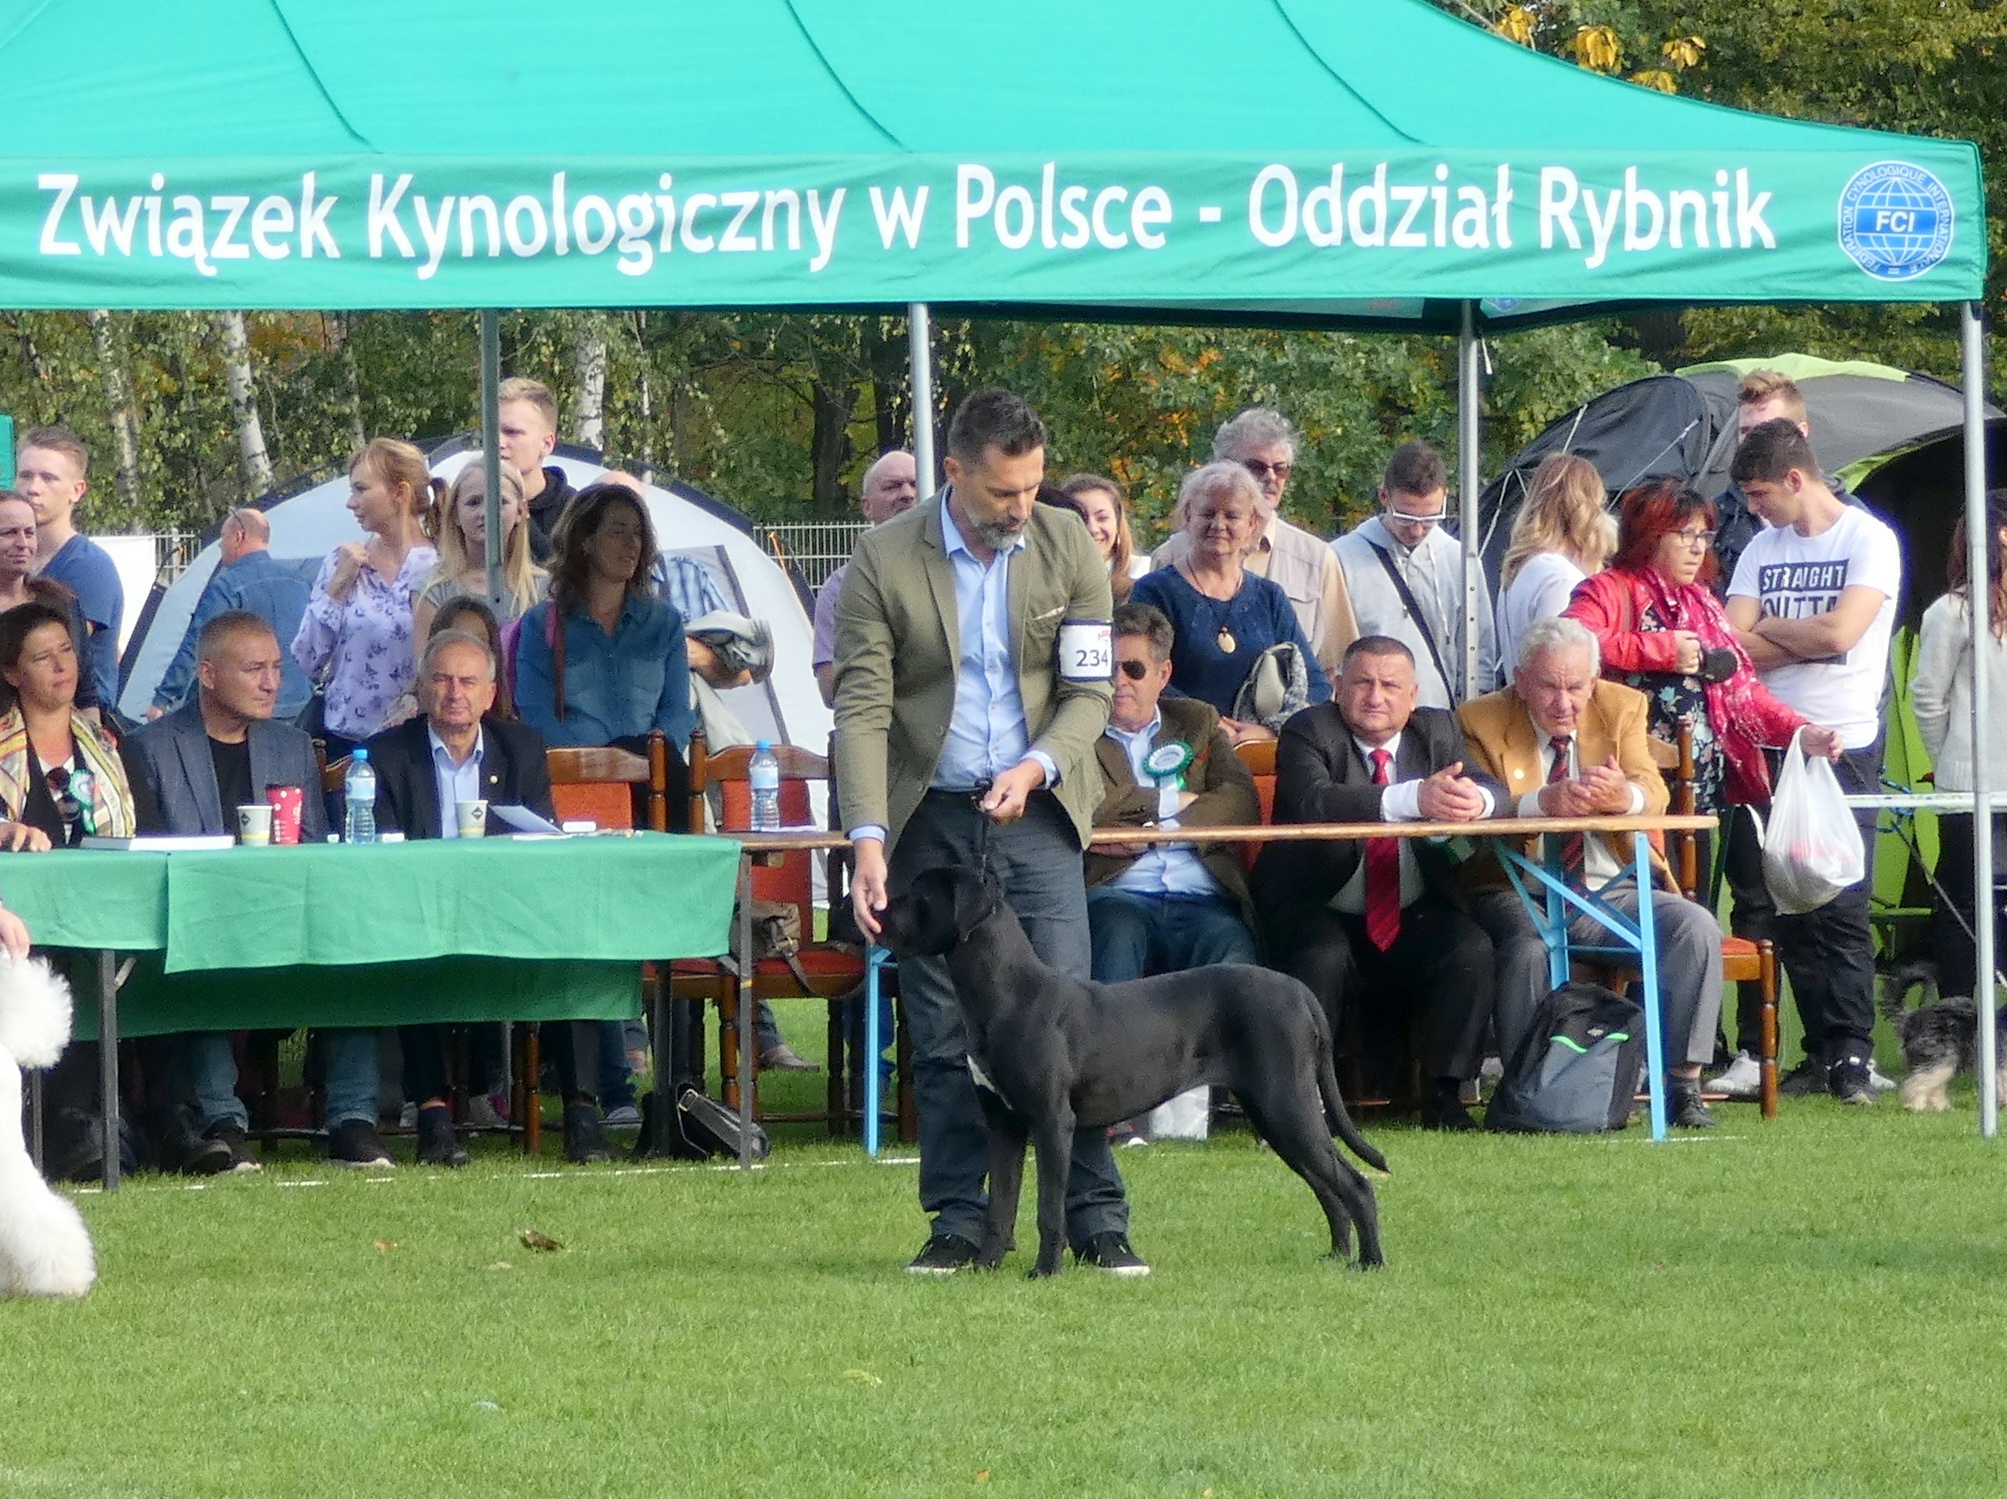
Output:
[1879, 956, 2007, 1114]
[0, 952, 96, 1298]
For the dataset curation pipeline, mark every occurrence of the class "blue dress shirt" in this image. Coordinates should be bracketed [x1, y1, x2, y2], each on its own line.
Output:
[428, 724, 486, 839]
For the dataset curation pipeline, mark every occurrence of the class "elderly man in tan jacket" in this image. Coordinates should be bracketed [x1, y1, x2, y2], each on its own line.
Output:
[1456, 615, 1723, 1129]
[835, 387, 1144, 1277]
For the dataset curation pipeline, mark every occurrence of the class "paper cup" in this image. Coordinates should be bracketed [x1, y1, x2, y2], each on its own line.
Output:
[236, 803, 274, 846]
[455, 799, 489, 838]
[264, 785, 304, 845]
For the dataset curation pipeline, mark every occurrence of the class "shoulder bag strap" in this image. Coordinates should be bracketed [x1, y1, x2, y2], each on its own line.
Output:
[1367, 541, 1458, 703]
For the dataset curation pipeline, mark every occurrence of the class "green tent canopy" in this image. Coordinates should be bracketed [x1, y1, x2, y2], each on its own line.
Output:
[0, 0, 1983, 319]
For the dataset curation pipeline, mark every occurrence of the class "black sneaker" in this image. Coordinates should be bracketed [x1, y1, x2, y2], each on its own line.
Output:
[905, 1233, 982, 1275]
[562, 1102, 613, 1164]
[156, 1108, 234, 1177]
[204, 1121, 261, 1173]
[326, 1118, 395, 1169]
[1829, 1057, 1876, 1107]
[415, 1105, 470, 1168]
[1665, 1078, 1718, 1130]
[1777, 1059, 1824, 1097]
[1074, 1232, 1151, 1277]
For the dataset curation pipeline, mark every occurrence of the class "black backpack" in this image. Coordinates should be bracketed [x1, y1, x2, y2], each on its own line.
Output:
[1484, 982, 1646, 1134]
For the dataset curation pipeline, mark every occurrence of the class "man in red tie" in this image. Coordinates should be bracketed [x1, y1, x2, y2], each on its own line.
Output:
[1251, 636, 1504, 1129]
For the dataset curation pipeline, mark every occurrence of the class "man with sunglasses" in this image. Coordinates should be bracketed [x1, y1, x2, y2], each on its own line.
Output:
[1333, 439, 1500, 711]
[1082, 603, 1262, 1138]
[1151, 407, 1357, 681]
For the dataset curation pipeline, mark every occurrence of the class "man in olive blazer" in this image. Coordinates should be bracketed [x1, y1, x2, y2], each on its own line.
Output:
[834, 389, 1140, 1277]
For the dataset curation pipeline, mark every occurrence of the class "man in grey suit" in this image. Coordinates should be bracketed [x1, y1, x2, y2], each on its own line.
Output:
[119, 611, 384, 1172]
[836, 388, 1143, 1276]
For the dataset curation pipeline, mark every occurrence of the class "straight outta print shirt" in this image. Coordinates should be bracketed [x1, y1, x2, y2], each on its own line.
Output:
[1727, 505, 1901, 749]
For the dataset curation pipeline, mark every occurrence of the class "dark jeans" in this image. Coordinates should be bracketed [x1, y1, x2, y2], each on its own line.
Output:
[1086, 888, 1258, 984]
[1932, 811, 2007, 1001]
[889, 791, 1128, 1249]
[1723, 742, 1881, 1065]
[1271, 895, 1492, 1086]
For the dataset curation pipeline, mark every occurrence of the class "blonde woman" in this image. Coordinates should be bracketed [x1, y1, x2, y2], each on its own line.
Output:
[291, 438, 438, 755]
[1059, 472, 1147, 602]
[414, 462, 547, 641]
[1495, 453, 1614, 673]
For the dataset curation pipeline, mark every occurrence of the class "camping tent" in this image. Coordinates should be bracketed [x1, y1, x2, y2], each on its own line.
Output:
[117, 446, 830, 759]
[0, 0, 1991, 1130]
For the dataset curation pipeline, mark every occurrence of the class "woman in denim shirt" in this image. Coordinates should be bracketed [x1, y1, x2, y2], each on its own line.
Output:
[516, 482, 694, 759]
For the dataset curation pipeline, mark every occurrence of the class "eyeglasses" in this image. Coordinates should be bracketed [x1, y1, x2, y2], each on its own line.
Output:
[1116, 659, 1152, 681]
[43, 764, 97, 836]
[1671, 528, 1715, 551]
[1241, 460, 1293, 482]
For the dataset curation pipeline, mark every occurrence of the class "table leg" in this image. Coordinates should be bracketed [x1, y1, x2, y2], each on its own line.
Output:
[864, 946, 884, 1158]
[28, 1068, 44, 1171]
[1633, 834, 1667, 1143]
[98, 950, 120, 1192]
[736, 856, 753, 1171]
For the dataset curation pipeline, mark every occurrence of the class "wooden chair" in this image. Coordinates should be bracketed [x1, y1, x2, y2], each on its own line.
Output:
[1232, 738, 1278, 871]
[673, 732, 881, 1131]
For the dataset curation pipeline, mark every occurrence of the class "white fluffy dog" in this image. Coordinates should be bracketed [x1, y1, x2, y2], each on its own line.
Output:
[0, 952, 96, 1298]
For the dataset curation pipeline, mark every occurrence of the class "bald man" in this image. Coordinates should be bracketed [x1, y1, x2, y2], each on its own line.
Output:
[150, 508, 313, 721]
[814, 450, 919, 705]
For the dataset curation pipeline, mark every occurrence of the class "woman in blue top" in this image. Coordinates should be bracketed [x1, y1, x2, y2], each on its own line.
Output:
[516, 482, 694, 759]
[1132, 461, 1330, 745]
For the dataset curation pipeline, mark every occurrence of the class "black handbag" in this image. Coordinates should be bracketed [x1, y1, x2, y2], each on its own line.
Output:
[635, 1084, 771, 1162]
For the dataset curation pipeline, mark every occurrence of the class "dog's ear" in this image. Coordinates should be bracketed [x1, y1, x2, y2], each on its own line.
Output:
[949, 869, 993, 938]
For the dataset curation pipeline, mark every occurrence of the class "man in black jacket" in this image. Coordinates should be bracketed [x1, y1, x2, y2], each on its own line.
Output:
[364, 628, 574, 1165]
[1251, 636, 1504, 1129]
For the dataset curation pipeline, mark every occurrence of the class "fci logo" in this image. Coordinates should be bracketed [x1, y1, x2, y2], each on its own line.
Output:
[1837, 161, 1955, 282]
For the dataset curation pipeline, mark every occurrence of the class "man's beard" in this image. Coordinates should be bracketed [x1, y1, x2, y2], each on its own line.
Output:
[975, 517, 1022, 552]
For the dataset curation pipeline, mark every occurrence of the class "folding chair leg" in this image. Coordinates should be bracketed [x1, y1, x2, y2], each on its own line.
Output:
[1758, 940, 1780, 1121]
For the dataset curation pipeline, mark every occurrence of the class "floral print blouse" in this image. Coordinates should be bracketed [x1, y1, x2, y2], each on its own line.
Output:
[292, 544, 437, 740]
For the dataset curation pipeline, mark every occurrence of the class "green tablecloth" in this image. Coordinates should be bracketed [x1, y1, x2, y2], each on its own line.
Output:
[0, 833, 742, 1036]
[161, 832, 739, 972]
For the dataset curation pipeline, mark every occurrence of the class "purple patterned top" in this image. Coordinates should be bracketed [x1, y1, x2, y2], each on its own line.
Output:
[292, 544, 437, 740]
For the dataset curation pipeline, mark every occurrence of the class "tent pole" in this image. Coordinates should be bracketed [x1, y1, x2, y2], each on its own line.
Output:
[1457, 301, 1481, 699]
[909, 303, 937, 501]
[479, 310, 504, 607]
[1961, 300, 1995, 1139]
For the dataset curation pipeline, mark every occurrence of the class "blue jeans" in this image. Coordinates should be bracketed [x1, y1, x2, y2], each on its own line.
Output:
[1086, 888, 1259, 983]
[890, 792, 1129, 1250]
[194, 1028, 381, 1130]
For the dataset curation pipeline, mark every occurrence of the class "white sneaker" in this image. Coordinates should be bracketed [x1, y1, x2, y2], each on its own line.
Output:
[1869, 1063, 1898, 1093]
[1705, 1051, 1761, 1100]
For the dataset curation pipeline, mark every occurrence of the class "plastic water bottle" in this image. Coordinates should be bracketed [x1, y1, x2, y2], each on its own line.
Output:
[343, 748, 378, 844]
[748, 740, 782, 832]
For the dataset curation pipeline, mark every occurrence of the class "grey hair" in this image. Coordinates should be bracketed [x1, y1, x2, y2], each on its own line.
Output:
[421, 626, 497, 683]
[1212, 406, 1299, 463]
[1516, 614, 1601, 674]
[1177, 460, 1264, 523]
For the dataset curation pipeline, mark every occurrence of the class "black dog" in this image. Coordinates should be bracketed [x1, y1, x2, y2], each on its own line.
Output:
[1878, 956, 2007, 1112]
[878, 866, 1387, 1277]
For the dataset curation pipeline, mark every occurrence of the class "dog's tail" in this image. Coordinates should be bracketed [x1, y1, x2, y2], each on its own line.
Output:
[0, 953, 73, 1070]
[1878, 956, 1940, 1025]
[1316, 1046, 1388, 1174]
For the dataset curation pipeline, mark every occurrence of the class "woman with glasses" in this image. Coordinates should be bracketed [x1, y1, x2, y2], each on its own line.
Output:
[0, 600, 134, 849]
[1495, 453, 1615, 675]
[1565, 479, 1836, 819]
[1133, 462, 1330, 746]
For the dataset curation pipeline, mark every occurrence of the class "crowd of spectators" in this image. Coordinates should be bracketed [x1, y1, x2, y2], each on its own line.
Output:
[2, 364, 1989, 1205]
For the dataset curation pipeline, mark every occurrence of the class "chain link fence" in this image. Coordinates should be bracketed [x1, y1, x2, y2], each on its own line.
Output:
[755, 520, 868, 592]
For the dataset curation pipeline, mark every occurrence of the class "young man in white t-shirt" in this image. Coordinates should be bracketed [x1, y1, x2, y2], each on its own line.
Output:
[1723, 419, 1901, 1106]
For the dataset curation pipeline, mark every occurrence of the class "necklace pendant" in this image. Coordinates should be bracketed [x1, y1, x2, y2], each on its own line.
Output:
[1217, 626, 1237, 654]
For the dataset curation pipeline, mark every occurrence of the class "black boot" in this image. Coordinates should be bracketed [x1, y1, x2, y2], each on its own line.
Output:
[562, 1100, 612, 1164]
[1419, 1077, 1478, 1132]
[1666, 1075, 1718, 1129]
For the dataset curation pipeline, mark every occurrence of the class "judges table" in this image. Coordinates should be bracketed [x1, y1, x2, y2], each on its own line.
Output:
[3, 833, 740, 1189]
[1087, 813, 1718, 1143]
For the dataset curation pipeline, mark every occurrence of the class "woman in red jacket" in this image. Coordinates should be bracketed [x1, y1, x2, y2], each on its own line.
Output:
[1563, 479, 1838, 820]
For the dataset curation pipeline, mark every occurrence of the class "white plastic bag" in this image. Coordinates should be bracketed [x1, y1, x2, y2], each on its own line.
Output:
[1759, 729, 1865, 915]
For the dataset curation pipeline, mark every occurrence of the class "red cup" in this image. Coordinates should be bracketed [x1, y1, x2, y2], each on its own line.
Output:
[266, 785, 304, 846]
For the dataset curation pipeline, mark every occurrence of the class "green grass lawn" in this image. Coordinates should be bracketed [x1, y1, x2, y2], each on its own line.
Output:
[9, 1049, 2007, 1499]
